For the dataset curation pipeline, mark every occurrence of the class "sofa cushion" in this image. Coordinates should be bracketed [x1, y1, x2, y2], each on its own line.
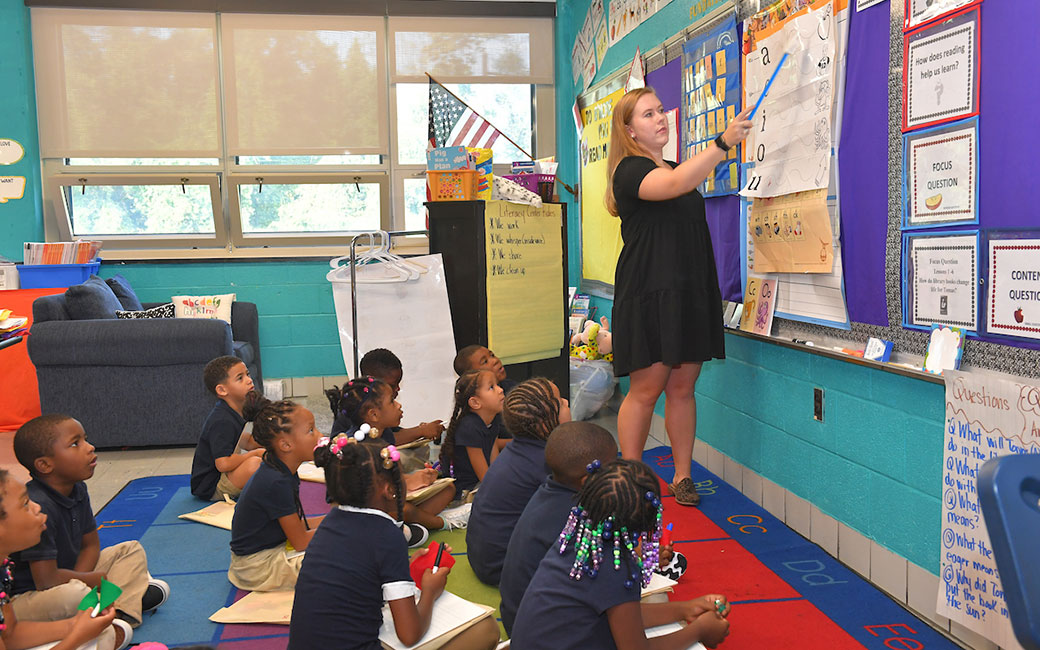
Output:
[116, 303, 175, 319]
[233, 340, 255, 365]
[65, 275, 122, 320]
[172, 293, 235, 324]
[105, 275, 144, 311]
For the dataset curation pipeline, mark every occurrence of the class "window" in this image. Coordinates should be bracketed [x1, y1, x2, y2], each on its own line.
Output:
[34, 9, 554, 258]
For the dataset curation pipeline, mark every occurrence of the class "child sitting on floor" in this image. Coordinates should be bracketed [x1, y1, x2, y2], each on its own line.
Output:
[499, 421, 617, 634]
[357, 348, 445, 447]
[329, 378, 461, 535]
[511, 459, 731, 649]
[228, 395, 324, 592]
[466, 377, 570, 586]
[0, 468, 131, 650]
[440, 370, 511, 501]
[288, 439, 499, 650]
[453, 345, 517, 394]
[10, 415, 168, 631]
[190, 356, 264, 501]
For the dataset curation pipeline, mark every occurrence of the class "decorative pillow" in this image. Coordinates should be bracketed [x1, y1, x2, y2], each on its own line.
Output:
[105, 275, 144, 311]
[115, 303, 175, 319]
[65, 275, 123, 320]
[171, 293, 235, 324]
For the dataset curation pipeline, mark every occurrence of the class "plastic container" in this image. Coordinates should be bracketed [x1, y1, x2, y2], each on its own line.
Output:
[569, 358, 616, 421]
[503, 173, 556, 202]
[426, 170, 479, 201]
[17, 260, 101, 289]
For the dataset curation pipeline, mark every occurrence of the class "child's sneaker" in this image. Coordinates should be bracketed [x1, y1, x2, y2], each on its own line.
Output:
[403, 523, 430, 548]
[440, 502, 472, 531]
[142, 576, 170, 613]
[655, 550, 688, 581]
[113, 618, 133, 650]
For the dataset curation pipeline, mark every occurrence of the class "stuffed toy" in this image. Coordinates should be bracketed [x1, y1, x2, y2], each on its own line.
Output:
[570, 316, 613, 362]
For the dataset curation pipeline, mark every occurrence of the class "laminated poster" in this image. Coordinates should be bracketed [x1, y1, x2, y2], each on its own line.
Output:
[938, 370, 1040, 650]
[749, 188, 834, 273]
[904, 119, 977, 227]
[905, 232, 978, 331]
[987, 237, 1040, 341]
[903, 7, 979, 131]
[905, 0, 980, 31]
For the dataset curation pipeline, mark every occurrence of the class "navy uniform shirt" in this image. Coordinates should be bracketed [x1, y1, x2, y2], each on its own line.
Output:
[450, 412, 508, 497]
[230, 455, 300, 556]
[498, 478, 578, 634]
[510, 536, 642, 649]
[190, 399, 246, 499]
[11, 479, 96, 595]
[289, 506, 415, 650]
[466, 437, 549, 585]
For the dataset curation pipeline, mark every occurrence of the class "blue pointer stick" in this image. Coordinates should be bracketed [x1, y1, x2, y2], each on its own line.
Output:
[748, 52, 789, 120]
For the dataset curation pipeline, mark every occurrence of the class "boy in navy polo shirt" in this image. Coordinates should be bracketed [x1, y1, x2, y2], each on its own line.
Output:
[453, 344, 518, 394]
[359, 348, 445, 448]
[466, 378, 569, 585]
[190, 356, 264, 500]
[10, 414, 169, 629]
[498, 421, 618, 635]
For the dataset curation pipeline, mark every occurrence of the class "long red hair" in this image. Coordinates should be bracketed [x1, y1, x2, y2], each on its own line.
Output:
[604, 87, 664, 217]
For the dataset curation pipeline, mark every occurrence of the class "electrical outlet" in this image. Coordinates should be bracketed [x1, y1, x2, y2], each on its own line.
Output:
[813, 388, 824, 422]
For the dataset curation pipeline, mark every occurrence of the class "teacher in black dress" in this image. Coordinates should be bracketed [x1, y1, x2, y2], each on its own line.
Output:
[607, 87, 752, 506]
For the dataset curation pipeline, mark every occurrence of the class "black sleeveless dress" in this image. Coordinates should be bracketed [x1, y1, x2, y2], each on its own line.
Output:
[610, 156, 725, 377]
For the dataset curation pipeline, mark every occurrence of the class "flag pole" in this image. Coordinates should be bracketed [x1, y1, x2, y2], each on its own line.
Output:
[427, 72, 577, 198]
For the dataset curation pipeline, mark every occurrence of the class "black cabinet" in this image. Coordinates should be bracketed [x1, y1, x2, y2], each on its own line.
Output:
[428, 200, 570, 398]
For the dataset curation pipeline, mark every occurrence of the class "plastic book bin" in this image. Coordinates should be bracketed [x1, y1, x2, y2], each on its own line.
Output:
[978, 453, 1040, 650]
[502, 173, 556, 202]
[426, 170, 479, 201]
[18, 259, 101, 289]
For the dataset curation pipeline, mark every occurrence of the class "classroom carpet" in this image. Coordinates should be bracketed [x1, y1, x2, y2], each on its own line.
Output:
[95, 451, 962, 649]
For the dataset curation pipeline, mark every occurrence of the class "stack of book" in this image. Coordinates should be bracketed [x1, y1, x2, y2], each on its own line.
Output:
[23, 240, 102, 265]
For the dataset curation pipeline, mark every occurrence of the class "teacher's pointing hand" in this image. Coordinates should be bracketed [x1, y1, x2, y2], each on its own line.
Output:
[721, 107, 754, 149]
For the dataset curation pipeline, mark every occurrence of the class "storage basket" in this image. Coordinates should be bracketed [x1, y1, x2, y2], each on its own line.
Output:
[17, 259, 101, 289]
[502, 173, 556, 202]
[426, 170, 479, 201]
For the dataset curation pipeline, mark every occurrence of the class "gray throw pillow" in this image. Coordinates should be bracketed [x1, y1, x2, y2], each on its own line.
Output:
[106, 274, 144, 311]
[64, 275, 123, 320]
[115, 303, 175, 319]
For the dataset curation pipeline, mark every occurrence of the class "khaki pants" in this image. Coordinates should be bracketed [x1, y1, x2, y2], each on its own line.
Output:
[228, 544, 304, 592]
[211, 472, 241, 501]
[12, 540, 151, 627]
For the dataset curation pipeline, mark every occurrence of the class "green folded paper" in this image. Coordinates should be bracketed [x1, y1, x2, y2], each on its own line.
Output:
[77, 578, 122, 614]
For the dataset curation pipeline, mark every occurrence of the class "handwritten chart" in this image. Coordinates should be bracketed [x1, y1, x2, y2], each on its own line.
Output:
[742, 0, 836, 198]
[938, 370, 1040, 650]
[485, 201, 564, 365]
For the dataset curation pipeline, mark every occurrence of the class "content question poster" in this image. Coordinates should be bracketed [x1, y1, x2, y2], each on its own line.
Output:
[938, 370, 1040, 650]
[904, 119, 977, 227]
[903, 8, 979, 131]
[905, 232, 978, 331]
[987, 237, 1040, 341]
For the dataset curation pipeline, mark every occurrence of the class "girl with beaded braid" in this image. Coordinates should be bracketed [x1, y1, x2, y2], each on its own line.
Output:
[289, 440, 500, 650]
[511, 459, 732, 649]
[228, 394, 324, 592]
[466, 377, 570, 585]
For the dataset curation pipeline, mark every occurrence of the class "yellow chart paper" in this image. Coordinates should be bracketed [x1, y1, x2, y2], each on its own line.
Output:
[580, 88, 625, 286]
[485, 201, 564, 365]
[749, 189, 834, 274]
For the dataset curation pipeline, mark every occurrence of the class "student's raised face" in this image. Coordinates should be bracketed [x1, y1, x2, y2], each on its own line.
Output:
[469, 372, 505, 414]
[285, 406, 321, 463]
[38, 418, 97, 483]
[0, 477, 48, 554]
[217, 362, 254, 404]
[551, 382, 572, 426]
[367, 388, 403, 430]
[467, 347, 506, 382]
[626, 92, 668, 150]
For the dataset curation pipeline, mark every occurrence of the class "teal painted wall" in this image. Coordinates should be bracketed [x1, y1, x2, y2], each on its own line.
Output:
[554, 0, 947, 574]
[0, 0, 44, 262]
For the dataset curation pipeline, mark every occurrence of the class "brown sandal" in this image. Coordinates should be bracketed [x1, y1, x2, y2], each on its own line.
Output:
[668, 477, 701, 506]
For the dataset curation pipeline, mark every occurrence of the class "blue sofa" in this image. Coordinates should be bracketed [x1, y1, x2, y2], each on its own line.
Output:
[28, 296, 262, 448]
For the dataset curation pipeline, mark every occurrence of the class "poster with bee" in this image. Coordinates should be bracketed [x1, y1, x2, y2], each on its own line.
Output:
[903, 118, 977, 228]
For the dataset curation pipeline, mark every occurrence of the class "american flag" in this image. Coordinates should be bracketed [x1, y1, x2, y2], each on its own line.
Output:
[428, 79, 502, 150]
